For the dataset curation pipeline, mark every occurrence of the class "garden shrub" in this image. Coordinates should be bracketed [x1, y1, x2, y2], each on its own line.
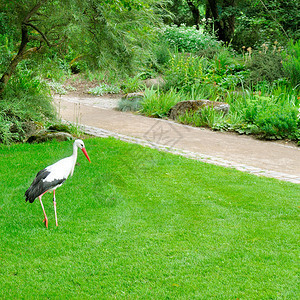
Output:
[240, 95, 299, 140]
[120, 75, 144, 94]
[255, 105, 299, 140]
[0, 68, 56, 144]
[246, 49, 285, 86]
[282, 39, 300, 88]
[152, 40, 171, 69]
[163, 52, 205, 92]
[162, 25, 221, 57]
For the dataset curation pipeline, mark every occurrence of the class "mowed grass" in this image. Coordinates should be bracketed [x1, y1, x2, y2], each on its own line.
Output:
[0, 137, 299, 299]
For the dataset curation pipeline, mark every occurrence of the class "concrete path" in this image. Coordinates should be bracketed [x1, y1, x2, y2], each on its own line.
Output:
[54, 95, 300, 184]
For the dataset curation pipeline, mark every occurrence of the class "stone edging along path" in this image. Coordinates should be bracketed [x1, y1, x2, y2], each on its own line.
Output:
[80, 123, 300, 184]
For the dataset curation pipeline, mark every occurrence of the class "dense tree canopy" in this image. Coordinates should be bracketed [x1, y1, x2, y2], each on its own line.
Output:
[165, 0, 300, 46]
[0, 0, 166, 94]
[0, 0, 299, 94]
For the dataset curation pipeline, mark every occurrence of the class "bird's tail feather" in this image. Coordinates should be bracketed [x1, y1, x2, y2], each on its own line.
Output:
[25, 188, 36, 203]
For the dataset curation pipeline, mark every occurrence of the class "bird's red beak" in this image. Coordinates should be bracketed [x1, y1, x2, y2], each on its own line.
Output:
[81, 147, 91, 163]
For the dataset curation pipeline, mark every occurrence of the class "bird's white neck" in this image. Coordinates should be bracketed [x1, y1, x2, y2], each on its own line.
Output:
[70, 142, 79, 176]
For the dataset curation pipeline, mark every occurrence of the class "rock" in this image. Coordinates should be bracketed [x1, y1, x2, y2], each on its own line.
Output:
[168, 100, 230, 120]
[9, 121, 42, 142]
[124, 92, 145, 101]
[48, 124, 73, 134]
[22, 122, 40, 137]
[27, 131, 74, 143]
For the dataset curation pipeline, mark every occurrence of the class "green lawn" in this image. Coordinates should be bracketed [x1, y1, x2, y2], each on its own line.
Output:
[0, 138, 299, 299]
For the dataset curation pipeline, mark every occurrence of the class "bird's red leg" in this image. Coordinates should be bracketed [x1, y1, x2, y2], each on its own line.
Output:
[53, 190, 58, 227]
[39, 195, 48, 228]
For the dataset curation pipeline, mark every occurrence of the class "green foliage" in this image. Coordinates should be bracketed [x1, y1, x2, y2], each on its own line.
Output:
[0, 101, 26, 144]
[164, 52, 205, 92]
[88, 84, 121, 96]
[162, 25, 221, 56]
[245, 45, 285, 86]
[152, 40, 171, 67]
[117, 97, 142, 112]
[163, 0, 195, 26]
[205, 49, 247, 90]
[121, 74, 144, 94]
[232, 0, 300, 49]
[68, 0, 166, 74]
[163, 48, 247, 94]
[0, 68, 56, 144]
[140, 87, 182, 118]
[282, 40, 300, 88]
[46, 80, 67, 95]
[0, 34, 14, 74]
[173, 86, 299, 142]
[178, 106, 226, 129]
[3, 68, 55, 120]
[238, 95, 299, 140]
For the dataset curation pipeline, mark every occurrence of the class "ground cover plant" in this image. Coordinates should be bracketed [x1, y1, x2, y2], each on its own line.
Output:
[0, 138, 299, 298]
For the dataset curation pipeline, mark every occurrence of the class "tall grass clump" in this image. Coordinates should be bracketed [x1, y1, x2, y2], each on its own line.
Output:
[140, 87, 182, 118]
[178, 106, 226, 129]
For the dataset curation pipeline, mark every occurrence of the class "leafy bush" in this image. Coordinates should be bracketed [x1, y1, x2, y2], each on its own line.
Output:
[163, 48, 247, 95]
[205, 49, 248, 90]
[152, 40, 171, 68]
[175, 90, 299, 142]
[162, 25, 221, 57]
[0, 34, 13, 75]
[164, 52, 205, 92]
[232, 94, 299, 140]
[282, 40, 300, 88]
[254, 105, 299, 139]
[0, 101, 26, 144]
[0, 69, 56, 144]
[245, 46, 285, 86]
[121, 75, 144, 94]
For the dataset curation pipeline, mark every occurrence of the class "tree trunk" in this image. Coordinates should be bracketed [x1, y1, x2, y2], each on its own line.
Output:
[186, 0, 201, 29]
[0, 25, 29, 95]
[0, 0, 48, 96]
[206, 0, 236, 43]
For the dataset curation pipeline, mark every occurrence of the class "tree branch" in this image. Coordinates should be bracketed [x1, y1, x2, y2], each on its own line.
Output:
[25, 22, 52, 47]
[23, 0, 49, 23]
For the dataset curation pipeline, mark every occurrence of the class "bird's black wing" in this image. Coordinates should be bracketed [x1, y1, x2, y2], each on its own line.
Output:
[24, 168, 65, 203]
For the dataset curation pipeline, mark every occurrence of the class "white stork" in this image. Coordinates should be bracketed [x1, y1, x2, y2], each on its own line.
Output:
[25, 139, 91, 228]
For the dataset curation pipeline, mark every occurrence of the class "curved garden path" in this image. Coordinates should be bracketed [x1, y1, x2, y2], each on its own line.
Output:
[53, 94, 300, 184]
